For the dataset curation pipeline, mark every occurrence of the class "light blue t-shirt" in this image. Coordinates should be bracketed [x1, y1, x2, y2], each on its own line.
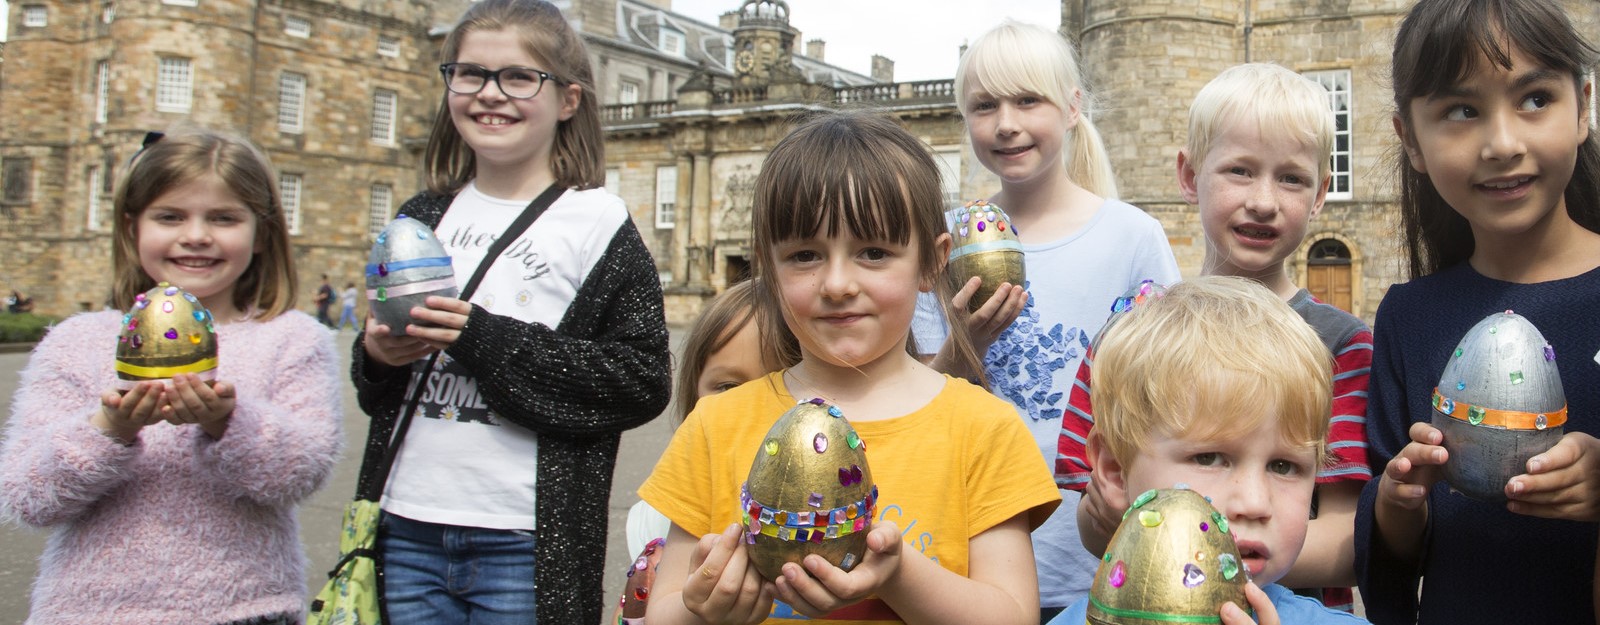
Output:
[1048, 583, 1372, 625]
[914, 198, 1181, 608]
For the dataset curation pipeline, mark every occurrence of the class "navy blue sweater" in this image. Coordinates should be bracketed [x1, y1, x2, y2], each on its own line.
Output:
[1355, 262, 1600, 624]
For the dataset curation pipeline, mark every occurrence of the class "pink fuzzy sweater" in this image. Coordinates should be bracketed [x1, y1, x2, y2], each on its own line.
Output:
[0, 310, 343, 625]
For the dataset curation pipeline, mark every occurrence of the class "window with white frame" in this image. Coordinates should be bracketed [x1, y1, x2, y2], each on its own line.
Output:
[102, 3, 114, 23]
[279, 174, 303, 235]
[369, 184, 392, 239]
[1303, 69, 1353, 200]
[2, 158, 33, 204]
[22, 5, 47, 27]
[86, 166, 104, 231]
[278, 72, 306, 133]
[371, 89, 397, 145]
[377, 35, 400, 58]
[618, 81, 639, 119]
[655, 165, 677, 229]
[660, 30, 686, 57]
[605, 168, 620, 192]
[156, 57, 193, 113]
[94, 60, 110, 124]
[162, 0, 199, 6]
[285, 15, 311, 38]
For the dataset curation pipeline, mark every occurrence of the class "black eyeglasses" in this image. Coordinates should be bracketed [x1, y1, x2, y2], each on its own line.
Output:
[439, 63, 563, 100]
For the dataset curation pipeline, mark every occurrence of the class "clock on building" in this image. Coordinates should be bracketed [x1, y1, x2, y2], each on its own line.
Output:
[735, 50, 756, 73]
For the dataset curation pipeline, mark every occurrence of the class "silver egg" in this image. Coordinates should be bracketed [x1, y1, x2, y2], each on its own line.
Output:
[366, 217, 458, 336]
[1431, 311, 1565, 502]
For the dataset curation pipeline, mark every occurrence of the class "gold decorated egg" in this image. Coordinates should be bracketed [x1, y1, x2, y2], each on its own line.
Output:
[741, 398, 877, 581]
[114, 282, 218, 389]
[948, 200, 1025, 312]
[1088, 489, 1250, 625]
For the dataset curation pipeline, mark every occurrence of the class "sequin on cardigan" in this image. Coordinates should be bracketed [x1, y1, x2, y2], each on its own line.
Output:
[351, 190, 671, 624]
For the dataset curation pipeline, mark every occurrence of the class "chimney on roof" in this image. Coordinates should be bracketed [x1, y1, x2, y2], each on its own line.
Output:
[719, 10, 738, 30]
[806, 39, 825, 61]
[871, 55, 894, 83]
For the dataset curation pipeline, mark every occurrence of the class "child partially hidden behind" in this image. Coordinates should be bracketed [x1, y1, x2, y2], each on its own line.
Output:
[1049, 276, 1368, 625]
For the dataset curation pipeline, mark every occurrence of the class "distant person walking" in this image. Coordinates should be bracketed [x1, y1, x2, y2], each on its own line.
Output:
[314, 274, 335, 327]
[338, 282, 359, 331]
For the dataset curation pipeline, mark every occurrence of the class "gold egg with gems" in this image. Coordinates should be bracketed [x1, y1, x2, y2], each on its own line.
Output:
[948, 200, 1025, 312]
[741, 399, 877, 582]
[114, 282, 218, 389]
[1088, 489, 1250, 625]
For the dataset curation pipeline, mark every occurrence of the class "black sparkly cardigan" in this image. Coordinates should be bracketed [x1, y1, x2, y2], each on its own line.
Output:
[350, 190, 671, 624]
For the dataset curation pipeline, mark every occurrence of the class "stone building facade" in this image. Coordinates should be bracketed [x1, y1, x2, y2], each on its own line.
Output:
[0, 0, 450, 318]
[1064, 0, 1600, 321]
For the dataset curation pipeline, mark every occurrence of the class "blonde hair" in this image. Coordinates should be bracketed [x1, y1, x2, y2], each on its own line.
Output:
[674, 281, 797, 421]
[956, 19, 1119, 199]
[424, 0, 604, 195]
[750, 110, 987, 386]
[110, 128, 298, 319]
[1185, 63, 1336, 183]
[1091, 276, 1331, 468]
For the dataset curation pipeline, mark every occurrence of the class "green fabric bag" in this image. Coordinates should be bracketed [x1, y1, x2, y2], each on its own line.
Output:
[308, 499, 382, 625]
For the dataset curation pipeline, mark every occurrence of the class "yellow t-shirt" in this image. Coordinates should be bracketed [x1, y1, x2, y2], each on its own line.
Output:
[639, 372, 1061, 624]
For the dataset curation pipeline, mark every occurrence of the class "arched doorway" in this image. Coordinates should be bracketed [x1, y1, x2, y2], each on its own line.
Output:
[1305, 238, 1354, 313]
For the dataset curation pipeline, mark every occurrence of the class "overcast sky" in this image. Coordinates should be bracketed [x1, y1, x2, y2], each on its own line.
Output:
[666, 0, 1061, 82]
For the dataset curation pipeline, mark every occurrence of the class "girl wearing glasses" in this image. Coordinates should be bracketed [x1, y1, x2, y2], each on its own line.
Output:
[352, 0, 671, 623]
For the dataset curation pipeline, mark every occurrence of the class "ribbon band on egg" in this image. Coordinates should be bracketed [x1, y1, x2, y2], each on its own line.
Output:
[1088, 596, 1226, 624]
[364, 256, 453, 276]
[1431, 388, 1567, 430]
[947, 239, 1024, 260]
[367, 277, 459, 301]
[739, 483, 878, 543]
[114, 360, 218, 389]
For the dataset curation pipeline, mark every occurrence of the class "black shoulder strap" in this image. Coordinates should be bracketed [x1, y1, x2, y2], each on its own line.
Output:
[361, 183, 567, 500]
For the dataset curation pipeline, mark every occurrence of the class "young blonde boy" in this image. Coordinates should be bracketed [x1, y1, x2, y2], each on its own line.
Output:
[1048, 276, 1367, 625]
[1056, 63, 1373, 610]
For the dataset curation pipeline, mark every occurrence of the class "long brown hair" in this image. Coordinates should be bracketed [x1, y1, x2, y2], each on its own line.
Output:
[1392, 0, 1600, 279]
[424, 0, 604, 195]
[110, 129, 297, 318]
[674, 280, 797, 421]
[750, 110, 987, 386]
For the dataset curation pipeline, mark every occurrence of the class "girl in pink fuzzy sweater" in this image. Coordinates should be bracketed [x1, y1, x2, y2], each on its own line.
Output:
[0, 129, 343, 625]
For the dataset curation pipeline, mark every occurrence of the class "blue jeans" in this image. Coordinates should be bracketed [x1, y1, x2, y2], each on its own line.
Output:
[338, 304, 358, 330]
[380, 511, 537, 625]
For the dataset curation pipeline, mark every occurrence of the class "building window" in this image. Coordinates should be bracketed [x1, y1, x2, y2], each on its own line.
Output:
[162, 0, 199, 6]
[156, 57, 193, 113]
[369, 184, 392, 239]
[22, 5, 47, 28]
[660, 30, 685, 57]
[285, 15, 311, 38]
[86, 166, 104, 231]
[101, 3, 115, 23]
[279, 174, 303, 235]
[377, 35, 400, 58]
[1303, 69, 1353, 201]
[605, 168, 620, 193]
[618, 81, 639, 119]
[371, 89, 397, 145]
[95, 60, 110, 124]
[3, 158, 34, 204]
[278, 72, 306, 133]
[654, 165, 677, 229]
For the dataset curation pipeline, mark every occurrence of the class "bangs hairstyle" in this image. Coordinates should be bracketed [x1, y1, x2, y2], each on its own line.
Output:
[424, 0, 604, 195]
[955, 19, 1119, 199]
[1186, 63, 1336, 182]
[111, 129, 297, 319]
[674, 280, 797, 421]
[1392, 0, 1600, 279]
[1091, 276, 1332, 469]
[750, 110, 986, 385]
